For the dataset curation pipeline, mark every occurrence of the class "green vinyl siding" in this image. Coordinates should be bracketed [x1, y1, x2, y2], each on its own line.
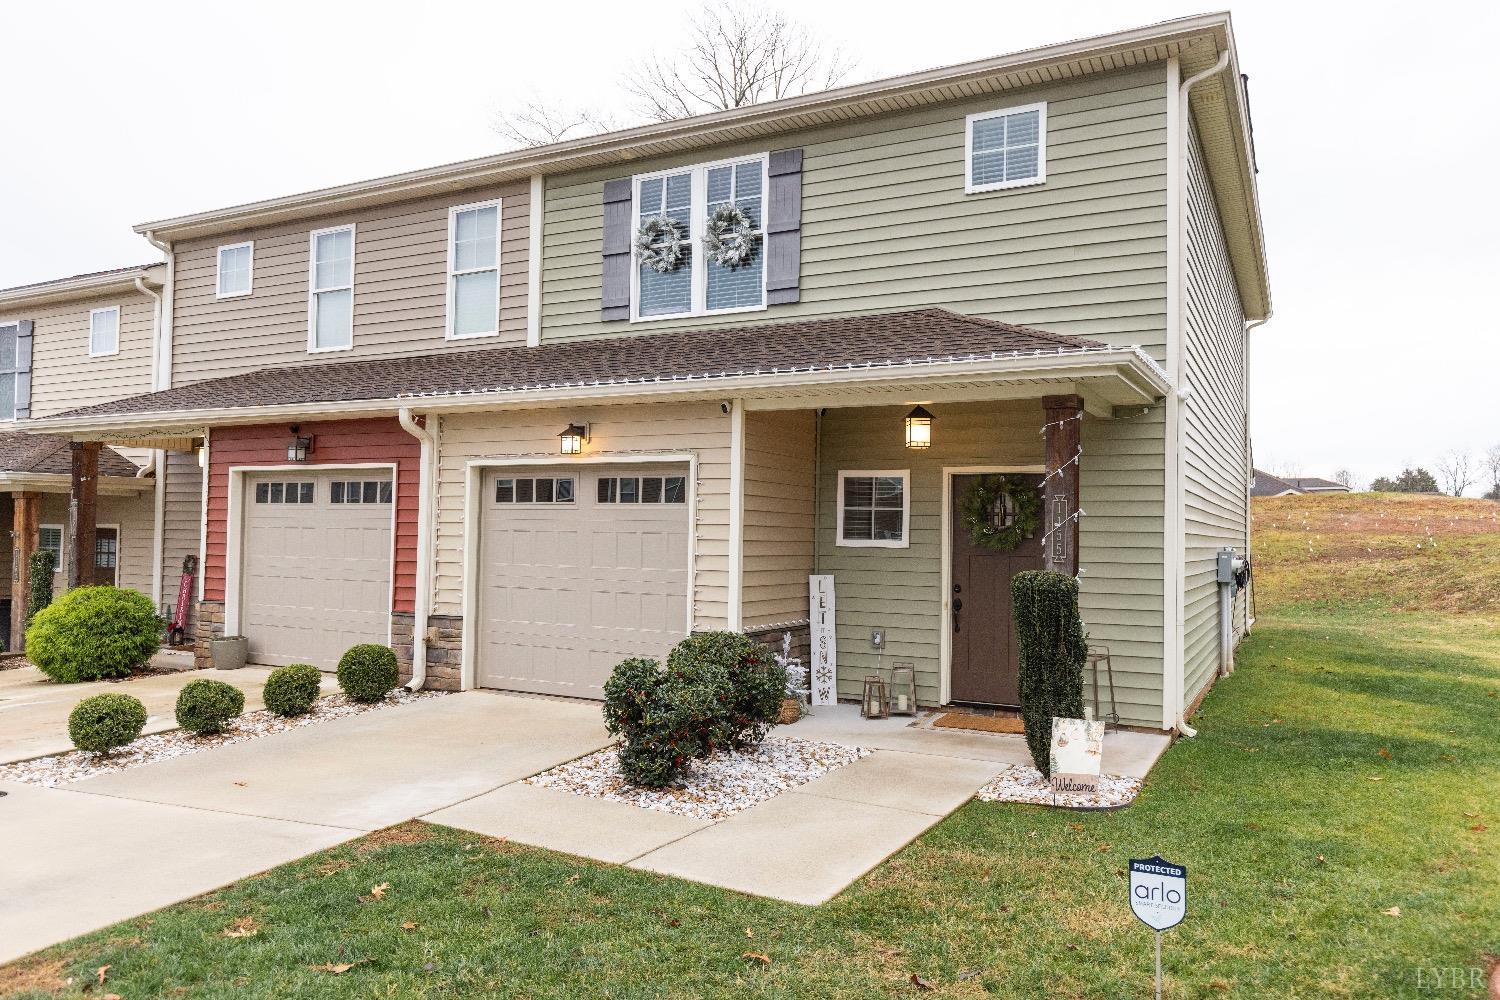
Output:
[539, 63, 1169, 360]
[1181, 120, 1250, 706]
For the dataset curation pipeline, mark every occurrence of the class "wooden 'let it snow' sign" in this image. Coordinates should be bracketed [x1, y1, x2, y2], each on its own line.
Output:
[808, 575, 836, 706]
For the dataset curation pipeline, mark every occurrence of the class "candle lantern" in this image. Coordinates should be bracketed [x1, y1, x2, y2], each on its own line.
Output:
[861, 675, 889, 719]
[888, 662, 918, 716]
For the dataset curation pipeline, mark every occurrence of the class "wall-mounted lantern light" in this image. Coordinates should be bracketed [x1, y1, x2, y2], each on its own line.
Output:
[559, 424, 588, 455]
[286, 426, 314, 462]
[904, 406, 934, 450]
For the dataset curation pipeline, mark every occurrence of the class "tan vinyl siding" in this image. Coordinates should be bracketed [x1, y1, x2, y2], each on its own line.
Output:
[1181, 122, 1249, 705]
[541, 63, 1167, 359]
[160, 447, 205, 626]
[20, 292, 156, 421]
[37, 491, 154, 602]
[741, 409, 815, 630]
[170, 182, 531, 384]
[432, 401, 732, 628]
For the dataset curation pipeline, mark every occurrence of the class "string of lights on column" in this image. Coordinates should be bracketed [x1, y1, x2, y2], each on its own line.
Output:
[1039, 410, 1086, 581]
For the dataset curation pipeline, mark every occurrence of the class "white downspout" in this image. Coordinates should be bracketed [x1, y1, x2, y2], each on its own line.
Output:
[141, 231, 174, 392]
[133, 274, 167, 607]
[397, 407, 436, 690]
[1167, 48, 1232, 739]
[1241, 316, 1269, 634]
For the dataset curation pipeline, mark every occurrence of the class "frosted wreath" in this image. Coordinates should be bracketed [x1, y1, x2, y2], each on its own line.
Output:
[702, 204, 762, 270]
[633, 214, 689, 274]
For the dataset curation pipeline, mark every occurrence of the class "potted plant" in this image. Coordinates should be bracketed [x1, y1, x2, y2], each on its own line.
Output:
[211, 635, 249, 671]
[776, 632, 807, 724]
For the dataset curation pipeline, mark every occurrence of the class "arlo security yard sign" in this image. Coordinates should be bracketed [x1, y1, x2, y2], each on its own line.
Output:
[1130, 855, 1186, 1000]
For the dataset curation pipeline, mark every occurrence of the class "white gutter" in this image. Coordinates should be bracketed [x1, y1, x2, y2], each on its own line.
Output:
[142, 231, 174, 392]
[397, 407, 437, 691]
[1165, 48, 1233, 739]
[726, 399, 745, 631]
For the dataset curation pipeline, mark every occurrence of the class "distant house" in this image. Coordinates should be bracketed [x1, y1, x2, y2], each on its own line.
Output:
[1251, 470, 1351, 497]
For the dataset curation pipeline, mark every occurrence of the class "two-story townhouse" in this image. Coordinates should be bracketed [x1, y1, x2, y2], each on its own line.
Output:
[28, 12, 1269, 733]
[0, 265, 168, 650]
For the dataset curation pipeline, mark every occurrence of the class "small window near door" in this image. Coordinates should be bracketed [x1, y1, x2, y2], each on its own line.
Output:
[39, 525, 63, 564]
[494, 477, 574, 504]
[331, 480, 393, 504]
[95, 533, 118, 569]
[255, 481, 316, 504]
[837, 471, 909, 547]
[597, 476, 687, 504]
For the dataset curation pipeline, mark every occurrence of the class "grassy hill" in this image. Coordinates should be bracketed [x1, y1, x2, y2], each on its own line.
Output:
[1253, 492, 1500, 618]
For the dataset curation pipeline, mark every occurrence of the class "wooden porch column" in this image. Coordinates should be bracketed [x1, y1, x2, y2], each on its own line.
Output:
[67, 441, 100, 590]
[1042, 394, 1084, 577]
[10, 491, 41, 651]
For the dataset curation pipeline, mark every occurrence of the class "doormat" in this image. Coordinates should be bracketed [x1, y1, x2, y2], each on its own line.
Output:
[932, 713, 1025, 735]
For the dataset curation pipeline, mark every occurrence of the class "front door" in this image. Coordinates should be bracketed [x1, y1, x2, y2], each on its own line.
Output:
[949, 473, 1045, 705]
[91, 528, 119, 587]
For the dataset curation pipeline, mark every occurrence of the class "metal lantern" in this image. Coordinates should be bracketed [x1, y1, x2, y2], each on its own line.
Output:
[559, 424, 587, 455]
[286, 427, 313, 462]
[904, 405, 933, 449]
[888, 661, 918, 716]
[861, 675, 890, 719]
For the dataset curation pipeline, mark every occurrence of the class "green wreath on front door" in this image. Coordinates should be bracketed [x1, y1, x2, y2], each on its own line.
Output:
[960, 474, 1040, 552]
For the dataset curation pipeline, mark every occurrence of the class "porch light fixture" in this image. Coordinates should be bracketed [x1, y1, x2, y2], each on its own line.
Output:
[904, 406, 933, 450]
[286, 427, 313, 462]
[559, 424, 588, 455]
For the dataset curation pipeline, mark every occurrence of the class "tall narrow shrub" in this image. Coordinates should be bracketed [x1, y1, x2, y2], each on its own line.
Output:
[1012, 570, 1087, 776]
[26, 548, 57, 625]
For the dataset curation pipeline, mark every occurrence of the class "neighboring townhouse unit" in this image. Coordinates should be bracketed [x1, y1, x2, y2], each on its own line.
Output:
[0, 266, 166, 650]
[26, 13, 1269, 732]
[1250, 470, 1351, 497]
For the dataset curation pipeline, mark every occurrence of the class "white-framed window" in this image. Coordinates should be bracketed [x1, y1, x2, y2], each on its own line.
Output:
[597, 475, 687, 504]
[965, 102, 1047, 193]
[39, 525, 63, 566]
[494, 477, 574, 504]
[331, 480, 393, 504]
[836, 470, 910, 548]
[216, 241, 254, 298]
[632, 154, 767, 321]
[0, 323, 18, 421]
[308, 224, 355, 352]
[254, 481, 316, 504]
[89, 306, 119, 357]
[447, 200, 501, 339]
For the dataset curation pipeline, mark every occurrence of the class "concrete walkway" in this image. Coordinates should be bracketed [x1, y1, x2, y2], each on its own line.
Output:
[0, 664, 326, 765]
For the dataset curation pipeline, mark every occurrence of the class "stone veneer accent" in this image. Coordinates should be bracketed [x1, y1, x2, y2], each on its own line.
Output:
[394, 613, 463, 691]
[192, 600, 226, 670]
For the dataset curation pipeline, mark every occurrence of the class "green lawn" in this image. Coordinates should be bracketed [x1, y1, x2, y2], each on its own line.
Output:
[7, 609, 1496, 998]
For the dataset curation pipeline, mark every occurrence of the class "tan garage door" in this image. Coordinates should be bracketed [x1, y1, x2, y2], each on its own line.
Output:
[240, 471, 393, 670]
[477, 464, 690, 698]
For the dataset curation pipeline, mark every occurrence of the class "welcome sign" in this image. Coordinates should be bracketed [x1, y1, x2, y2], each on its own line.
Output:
[1049, 716, 1104, 795]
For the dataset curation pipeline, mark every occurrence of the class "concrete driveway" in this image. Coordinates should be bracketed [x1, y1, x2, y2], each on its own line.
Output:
[0, 664, 322, 765]
[1, 691, 611, 964]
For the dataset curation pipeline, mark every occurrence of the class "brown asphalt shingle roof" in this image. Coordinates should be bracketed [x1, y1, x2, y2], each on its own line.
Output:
[0, 431, 144, 477]
[54, 309, 1117, 421]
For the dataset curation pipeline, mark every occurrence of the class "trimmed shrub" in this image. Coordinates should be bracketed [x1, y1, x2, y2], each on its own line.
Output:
[603, 657, 727, 788]
[264, 663, 322, 717]
[26, 548, 57, 625]
[337, 644, 399, 703]
[175, 678, 245, 736]
[1012, 570, 1087, 776]
[69, 693, 147, 754]
[665, 631, 783, 750]
[26, 586, 163, 683]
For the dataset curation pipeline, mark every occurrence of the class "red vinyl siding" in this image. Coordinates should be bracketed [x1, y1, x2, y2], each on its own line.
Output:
[204, 418, 421, 613]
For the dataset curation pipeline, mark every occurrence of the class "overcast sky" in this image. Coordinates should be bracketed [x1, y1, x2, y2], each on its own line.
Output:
[3, 1, 1496, 491]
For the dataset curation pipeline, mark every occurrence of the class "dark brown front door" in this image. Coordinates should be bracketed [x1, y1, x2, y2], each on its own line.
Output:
[949, 474, 1045, 705]
[91, 528, 119, 587]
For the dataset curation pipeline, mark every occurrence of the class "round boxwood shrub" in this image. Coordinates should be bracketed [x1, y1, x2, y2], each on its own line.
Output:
[603, 656, 729, 788]
[26, 586, 163, 683]
[69, 693, 147, 754]
[264, 663, 322, 717]
[337, 644, 399, 703]
[666, 631, 784, 750]
[175, 678, 245, 736]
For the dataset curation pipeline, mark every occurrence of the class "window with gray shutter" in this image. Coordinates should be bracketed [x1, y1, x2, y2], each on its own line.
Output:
[601, 178, 634, 321]
[0, 323, 18, 421]
[637, 171, 694, 317]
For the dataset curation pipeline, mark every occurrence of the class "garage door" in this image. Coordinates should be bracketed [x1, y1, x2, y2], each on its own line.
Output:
[240, 471, 394, 670]
[476, 464, 690, 698]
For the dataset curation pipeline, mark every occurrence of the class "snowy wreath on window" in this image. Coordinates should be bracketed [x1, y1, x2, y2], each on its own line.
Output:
[960, 474, 1040, 552]
[702, 204, 762, 271]
[634, 214, 689, 274]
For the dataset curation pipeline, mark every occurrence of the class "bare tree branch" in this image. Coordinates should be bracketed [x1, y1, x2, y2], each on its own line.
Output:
[1333, 468, 1359, 490]
[1436, 450, 1475, 497]
[1484, 444, 1500, 496]
[494, 95, 616, 149]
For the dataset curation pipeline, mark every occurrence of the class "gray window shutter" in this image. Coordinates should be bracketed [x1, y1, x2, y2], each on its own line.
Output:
[14, 320, 33, 419]
[766, 148, 803, 305]
[601, 178, 633, 321]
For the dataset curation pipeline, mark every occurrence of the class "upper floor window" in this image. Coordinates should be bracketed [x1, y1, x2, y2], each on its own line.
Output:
[89, 307, 119, 357]
[447, 201, 500, 339]
[216, 242, 254, 298]
[965, 102, 1047, 194]
[308, 225, 354, 352]
[633, 156, 766, 320]
[0, 323, 17, 420]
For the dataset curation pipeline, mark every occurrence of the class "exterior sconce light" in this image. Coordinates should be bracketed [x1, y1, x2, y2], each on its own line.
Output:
[559, 424, 588, 455]
[286, 426, 313, 462]
[904, 406, 933, 450]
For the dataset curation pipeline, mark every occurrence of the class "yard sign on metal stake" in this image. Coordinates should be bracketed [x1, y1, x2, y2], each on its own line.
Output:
[1129, 855, 1186, 1000]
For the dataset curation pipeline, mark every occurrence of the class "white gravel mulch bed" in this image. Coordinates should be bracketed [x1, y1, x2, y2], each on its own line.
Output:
[976, 763, 1142, 810]
[0, 689, 447, 788]
[526, 736, 872, 821]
